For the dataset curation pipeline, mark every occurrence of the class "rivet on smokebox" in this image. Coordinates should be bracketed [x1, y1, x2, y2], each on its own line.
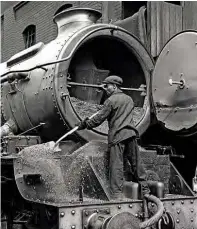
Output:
[181, 200, 184, 204]
[129, 204, 133, 208]
[171, 201, 175, 205]
[71, 226, 75, 229]
[191, 218, 194, 222]
[176, 219, 180, 223]
[190, 200, 194, 204]
[71, 210, 75, 215]
[118, 206, 121, 209]
[177, 209, 180, 214]
[60, 212, 65, 217]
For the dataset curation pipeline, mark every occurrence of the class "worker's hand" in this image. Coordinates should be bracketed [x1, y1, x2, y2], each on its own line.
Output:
[100, 84, 107, 91]
[77, 117, 89, 130]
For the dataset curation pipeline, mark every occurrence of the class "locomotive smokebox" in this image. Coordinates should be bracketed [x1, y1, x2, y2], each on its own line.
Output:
[1, 8, 154, 142]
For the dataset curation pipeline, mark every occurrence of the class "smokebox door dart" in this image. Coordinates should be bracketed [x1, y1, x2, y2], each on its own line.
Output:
[67, 81, 146, 92]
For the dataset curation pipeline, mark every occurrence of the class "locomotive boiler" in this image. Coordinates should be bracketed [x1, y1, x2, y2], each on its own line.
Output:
[1, 7, 197, 229]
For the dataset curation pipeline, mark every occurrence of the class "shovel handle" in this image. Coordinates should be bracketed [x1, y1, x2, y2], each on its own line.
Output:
[54, 111, 99, 148]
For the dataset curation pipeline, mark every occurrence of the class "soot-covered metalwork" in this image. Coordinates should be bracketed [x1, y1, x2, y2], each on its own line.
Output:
[1, 6, 197, 229]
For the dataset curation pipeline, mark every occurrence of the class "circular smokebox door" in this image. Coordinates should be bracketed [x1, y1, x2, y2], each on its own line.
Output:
[152, 31, 197, 136]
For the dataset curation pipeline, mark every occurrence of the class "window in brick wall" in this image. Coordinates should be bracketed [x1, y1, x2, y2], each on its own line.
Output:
[54, 4, 73, 16]
[23, 25, 36, 49]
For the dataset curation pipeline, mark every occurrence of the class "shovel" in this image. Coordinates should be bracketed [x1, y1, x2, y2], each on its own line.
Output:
[52, 111, 99, 150]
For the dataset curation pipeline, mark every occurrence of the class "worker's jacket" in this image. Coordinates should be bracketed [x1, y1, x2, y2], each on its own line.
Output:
[86, 89, 136, 147]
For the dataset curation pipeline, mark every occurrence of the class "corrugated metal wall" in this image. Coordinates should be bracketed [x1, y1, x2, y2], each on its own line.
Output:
[147, 1, 183, 57]
[183, 1, 197, 30]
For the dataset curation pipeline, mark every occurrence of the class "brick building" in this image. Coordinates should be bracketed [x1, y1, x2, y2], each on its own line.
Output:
[1, 1, 197, 62]
[1, 1, 124, 62]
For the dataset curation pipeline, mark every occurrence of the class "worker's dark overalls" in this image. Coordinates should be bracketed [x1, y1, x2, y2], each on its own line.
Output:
[86, 89, 150, 198]
[109, 137, 149, 198]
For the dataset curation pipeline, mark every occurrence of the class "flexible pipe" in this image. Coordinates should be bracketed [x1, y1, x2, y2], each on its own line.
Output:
[0, 123, 11, 137]
[0, 119, 18, 137]
[139, 194, 164, 229]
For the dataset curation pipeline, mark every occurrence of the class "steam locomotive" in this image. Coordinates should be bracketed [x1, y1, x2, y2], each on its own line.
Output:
[1, 8, 197, 229]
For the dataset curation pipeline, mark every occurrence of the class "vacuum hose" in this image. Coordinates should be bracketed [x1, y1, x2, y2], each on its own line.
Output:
[0, 119, 18, 137]
[140, 194, 164, 229]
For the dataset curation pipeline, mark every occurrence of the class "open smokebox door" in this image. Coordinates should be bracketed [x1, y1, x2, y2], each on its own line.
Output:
[58, 29, 154, 142]
[152, 31, 197, 136]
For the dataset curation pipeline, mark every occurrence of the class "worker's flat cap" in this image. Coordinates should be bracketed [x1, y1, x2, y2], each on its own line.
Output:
[103, 75, 123, 86]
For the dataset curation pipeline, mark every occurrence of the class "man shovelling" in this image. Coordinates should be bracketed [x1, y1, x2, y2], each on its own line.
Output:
[77, 75, 150, 199]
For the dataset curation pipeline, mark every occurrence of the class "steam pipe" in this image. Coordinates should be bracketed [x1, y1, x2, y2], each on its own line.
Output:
[0, 72, 28, 83]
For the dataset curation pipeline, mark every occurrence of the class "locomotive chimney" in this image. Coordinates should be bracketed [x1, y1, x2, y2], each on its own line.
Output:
[53, 8, 102, 36]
